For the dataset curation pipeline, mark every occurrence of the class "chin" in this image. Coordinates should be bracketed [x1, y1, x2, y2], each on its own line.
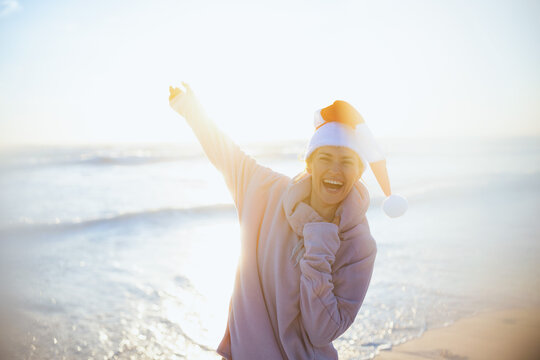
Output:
[319, 185, 349, 205]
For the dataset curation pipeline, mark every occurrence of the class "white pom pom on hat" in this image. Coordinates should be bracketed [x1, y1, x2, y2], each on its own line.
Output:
[382, 194, 408, 218]
[305, 100, 408, 218]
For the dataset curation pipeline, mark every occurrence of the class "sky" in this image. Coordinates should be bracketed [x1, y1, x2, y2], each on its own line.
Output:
[0, 0, 539, 146]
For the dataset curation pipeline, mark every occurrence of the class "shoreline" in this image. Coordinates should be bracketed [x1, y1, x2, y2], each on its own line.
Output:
[373, 306, 540, 360]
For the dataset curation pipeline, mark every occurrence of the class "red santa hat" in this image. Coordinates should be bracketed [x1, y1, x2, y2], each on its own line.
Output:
[305, 100, 408, 218]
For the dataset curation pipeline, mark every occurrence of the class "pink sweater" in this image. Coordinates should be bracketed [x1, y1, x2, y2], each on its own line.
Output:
[170, 90, 377, 360]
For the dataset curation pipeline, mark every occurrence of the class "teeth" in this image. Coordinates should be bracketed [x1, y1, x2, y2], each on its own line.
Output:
[323, 179, 343, 186]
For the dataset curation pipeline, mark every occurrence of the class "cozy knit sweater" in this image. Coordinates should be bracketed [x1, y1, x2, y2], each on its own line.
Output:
[169, 89, 377, 360]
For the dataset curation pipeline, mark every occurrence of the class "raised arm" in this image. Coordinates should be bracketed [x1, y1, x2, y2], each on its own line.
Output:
[168, 83, 276, 213]
[298, 220, 377, 347]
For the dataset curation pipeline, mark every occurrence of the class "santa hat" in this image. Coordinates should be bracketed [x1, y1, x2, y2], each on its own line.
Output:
[304, 100, 408, 218]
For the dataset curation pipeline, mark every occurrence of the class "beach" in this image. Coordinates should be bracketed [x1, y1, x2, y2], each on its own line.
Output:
[375, 306, 540, 360]
[0, 136, 539, 359]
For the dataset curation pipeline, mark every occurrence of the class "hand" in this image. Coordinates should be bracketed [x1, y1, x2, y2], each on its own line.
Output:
[169, 81, 194, 118]
[169, 81, 192, 101]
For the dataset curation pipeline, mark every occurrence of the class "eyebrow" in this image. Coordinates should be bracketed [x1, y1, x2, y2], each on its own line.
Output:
[318, 152, 355, 160]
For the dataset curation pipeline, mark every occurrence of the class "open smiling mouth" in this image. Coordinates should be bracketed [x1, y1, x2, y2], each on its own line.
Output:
[322, 179, 344, 193]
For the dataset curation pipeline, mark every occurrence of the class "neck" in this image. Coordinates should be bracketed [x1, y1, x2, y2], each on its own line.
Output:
[306, 192, 338, 223]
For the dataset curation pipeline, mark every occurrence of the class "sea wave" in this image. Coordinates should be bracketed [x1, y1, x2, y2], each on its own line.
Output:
[0, 142, 307, 169]
[0, 150, 203, 169]
[0, 204, 237, 235]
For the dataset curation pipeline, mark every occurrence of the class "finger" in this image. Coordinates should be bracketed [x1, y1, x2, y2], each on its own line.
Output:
[169, 87, 182, 100]
[181, 81, 191, 92]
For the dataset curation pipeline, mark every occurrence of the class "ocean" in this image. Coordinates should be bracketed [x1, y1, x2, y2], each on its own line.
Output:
[1, 136, 539, 359]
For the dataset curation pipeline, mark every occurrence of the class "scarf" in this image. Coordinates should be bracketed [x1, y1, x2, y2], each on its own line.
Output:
[282, 171, 370, 266]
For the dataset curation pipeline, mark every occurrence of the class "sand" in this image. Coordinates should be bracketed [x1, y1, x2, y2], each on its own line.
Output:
[374, 307, 540, 360]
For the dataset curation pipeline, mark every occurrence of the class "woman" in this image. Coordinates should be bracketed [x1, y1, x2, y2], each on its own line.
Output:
[168, 82, 403, 360]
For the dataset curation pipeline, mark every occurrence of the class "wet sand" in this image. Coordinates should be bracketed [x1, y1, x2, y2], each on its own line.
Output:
[375, 307, 540, 360]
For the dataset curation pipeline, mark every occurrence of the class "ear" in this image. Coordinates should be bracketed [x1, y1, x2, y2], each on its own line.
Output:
[305, 158, 312, 174]
[356, 155, 365, 179]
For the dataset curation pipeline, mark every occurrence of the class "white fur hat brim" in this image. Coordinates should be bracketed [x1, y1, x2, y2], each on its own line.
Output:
[303, 121, 367, 166]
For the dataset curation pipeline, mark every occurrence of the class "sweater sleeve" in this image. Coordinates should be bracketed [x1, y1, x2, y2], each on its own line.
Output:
[299, 222, 377, 347]
[169, 90, 275, 213]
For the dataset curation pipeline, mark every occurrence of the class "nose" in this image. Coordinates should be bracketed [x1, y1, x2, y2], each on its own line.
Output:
[329, 160, 342, 174]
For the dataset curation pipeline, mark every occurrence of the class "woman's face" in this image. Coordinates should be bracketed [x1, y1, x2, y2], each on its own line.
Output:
[307, 146, 364, 206]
